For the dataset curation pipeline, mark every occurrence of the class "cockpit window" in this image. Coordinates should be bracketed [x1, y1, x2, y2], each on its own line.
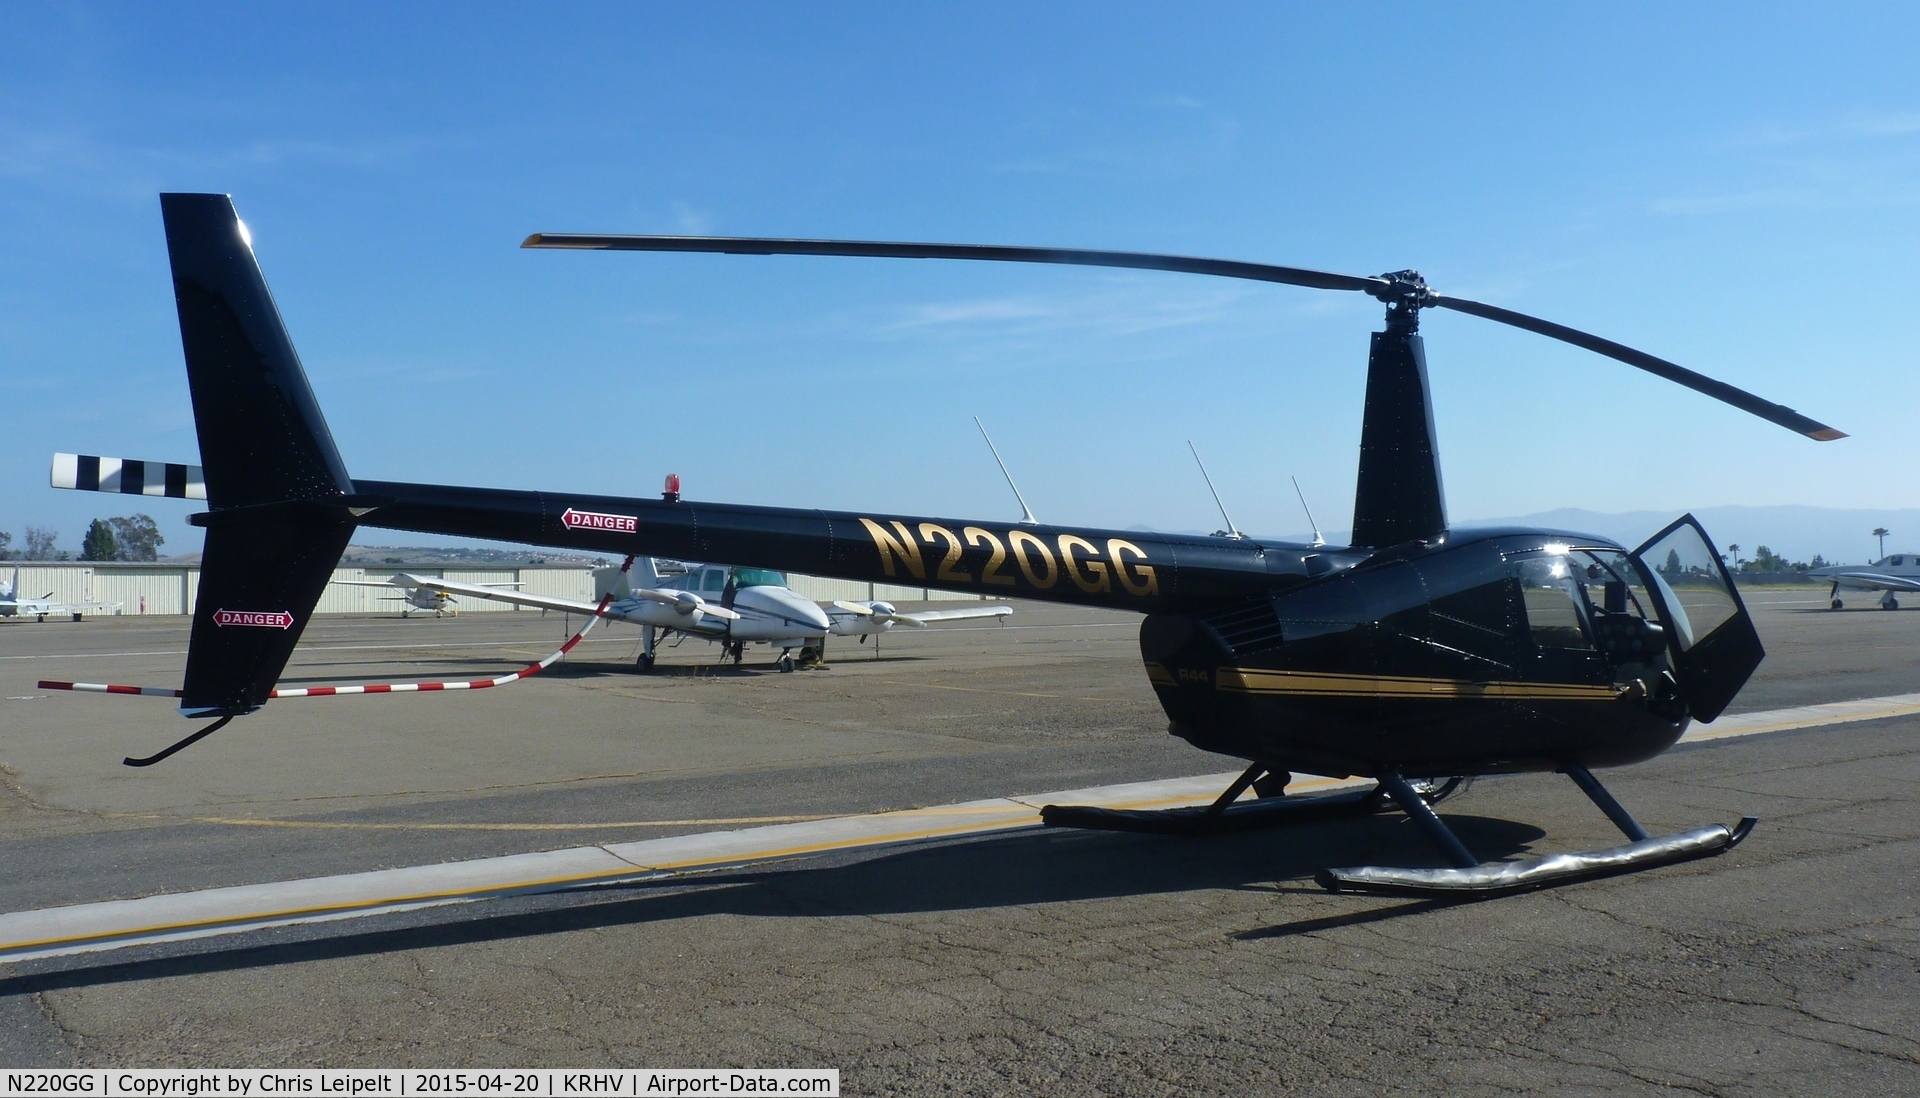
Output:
[1516, 555, 1594, 649]
[700, 569, 727, 592]
[731, 567, 787, 589]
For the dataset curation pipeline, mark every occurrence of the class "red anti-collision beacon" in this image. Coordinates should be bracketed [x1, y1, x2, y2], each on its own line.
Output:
[662, 473, 681, 503]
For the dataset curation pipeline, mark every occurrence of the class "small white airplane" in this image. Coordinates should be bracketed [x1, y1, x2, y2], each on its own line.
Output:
[396, 559, 828, 671]
[1810, 554, 1920, 610]
[329, 573, 525, 617]
[0, 567, 121, 623]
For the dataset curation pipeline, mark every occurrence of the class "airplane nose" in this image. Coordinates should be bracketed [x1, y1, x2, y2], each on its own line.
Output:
[793, 595, 831, 631]
[769, 590, 830, 631]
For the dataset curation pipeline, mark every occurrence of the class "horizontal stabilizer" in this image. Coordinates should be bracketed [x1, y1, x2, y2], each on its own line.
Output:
[52, 453, 206, 500]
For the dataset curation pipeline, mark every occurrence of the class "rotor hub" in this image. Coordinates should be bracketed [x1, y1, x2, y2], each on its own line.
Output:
[1369, 269, 1433, 333]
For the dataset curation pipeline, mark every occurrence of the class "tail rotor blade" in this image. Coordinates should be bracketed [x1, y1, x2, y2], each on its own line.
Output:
[1432, 294, 1844, 441]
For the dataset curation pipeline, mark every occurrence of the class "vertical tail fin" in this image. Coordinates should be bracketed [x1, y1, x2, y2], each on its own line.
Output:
[162, 194, 358, 717]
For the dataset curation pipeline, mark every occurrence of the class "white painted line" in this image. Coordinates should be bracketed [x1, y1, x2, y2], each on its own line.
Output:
[3, 690, 1915, 964]
[1685, 691, 1920, 742]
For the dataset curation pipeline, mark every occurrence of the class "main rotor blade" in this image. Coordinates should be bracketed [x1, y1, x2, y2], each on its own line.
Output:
[1432, 295, 1845, 441]
[521, 234, 1386, 295]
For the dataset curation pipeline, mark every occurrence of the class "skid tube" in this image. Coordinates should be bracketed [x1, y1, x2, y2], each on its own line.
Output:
[1316, 765, 1757, 898]
[1040, 763, 1388, 837]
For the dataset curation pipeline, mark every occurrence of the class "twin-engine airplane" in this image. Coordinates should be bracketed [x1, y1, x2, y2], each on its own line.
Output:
[1811, 554, 1920, 610]
[48, 193, 1845, 898]
[410, 556, 1010, 670]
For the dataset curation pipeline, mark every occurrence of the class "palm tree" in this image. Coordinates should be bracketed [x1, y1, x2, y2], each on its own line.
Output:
[1727, 543, 1742, 569]
[1873, 527, 1891, 560]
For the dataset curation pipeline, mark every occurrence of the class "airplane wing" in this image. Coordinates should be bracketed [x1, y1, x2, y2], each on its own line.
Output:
[1828, 571, 1920, 592]
[330, 579, 406, 589]
[903, 604, 1014, 624]
[829, 600, 1013, 628]
[396, 573, 736, 631]
[396, 574, 603, 615]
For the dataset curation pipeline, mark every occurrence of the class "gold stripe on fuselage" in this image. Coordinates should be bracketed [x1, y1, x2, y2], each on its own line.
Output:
[1200, 667, 1627, 701]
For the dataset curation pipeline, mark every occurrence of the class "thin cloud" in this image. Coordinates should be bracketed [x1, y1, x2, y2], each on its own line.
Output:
[1729, 109, 1920, 148]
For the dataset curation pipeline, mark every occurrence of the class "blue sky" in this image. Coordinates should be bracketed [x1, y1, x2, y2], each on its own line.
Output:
[3, 4, 1917, 557]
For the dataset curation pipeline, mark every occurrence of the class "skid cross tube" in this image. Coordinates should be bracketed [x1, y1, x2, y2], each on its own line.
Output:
[1562, 764, 1651, 842]
[1375, 770, 1479, 869]
[1205, 763, 1267, 816]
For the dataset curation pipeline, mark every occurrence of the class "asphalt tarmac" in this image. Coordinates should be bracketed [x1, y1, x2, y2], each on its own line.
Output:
[1, 587, 1915, 1093]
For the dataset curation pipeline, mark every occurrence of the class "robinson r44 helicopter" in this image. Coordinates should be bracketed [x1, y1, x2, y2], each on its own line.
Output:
[54, 194, 1844, 898]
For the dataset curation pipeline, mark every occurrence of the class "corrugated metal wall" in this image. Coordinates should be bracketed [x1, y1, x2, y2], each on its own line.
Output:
[4, 564, 985, 616]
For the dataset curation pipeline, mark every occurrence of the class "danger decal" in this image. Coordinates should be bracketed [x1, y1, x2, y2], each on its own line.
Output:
[214, 609, 294, 629]
[561, 508, 639, 533]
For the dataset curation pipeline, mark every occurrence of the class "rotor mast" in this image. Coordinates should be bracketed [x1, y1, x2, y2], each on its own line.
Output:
[1350, 269, 1448, 549]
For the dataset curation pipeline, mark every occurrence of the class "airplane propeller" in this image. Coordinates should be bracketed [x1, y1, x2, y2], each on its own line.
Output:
[638, 588, 741, 621]
[524, 234, 1843, 442]
[833, 600, 927, 627]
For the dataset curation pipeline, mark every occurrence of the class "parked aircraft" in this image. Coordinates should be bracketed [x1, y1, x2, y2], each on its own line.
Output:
[328, 573, 524, 617]
[0, 567, 120, 623]
[402, 558, 829, 671]
[1810, 555, 1920, 610]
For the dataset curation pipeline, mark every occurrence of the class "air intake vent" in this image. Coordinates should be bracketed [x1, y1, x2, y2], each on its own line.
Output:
[1203, 600, 1286, 656]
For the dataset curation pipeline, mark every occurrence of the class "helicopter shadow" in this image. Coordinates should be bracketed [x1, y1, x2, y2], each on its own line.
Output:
[0, 810, 1541, 996]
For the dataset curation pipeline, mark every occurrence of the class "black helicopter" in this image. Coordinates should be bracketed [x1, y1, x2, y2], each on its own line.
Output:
[81, 194, 1844, 897]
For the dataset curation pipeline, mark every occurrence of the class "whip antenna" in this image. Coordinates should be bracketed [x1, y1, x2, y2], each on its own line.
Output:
[1293, 476, 1326, 547]
[975, 416, 1039, 525]
[1188, 441, 1244, 540]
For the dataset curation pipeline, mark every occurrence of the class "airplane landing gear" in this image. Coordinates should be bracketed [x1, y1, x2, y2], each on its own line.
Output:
[777, 650, 796, 673]
[1883, 594, 1900, 611]
[1831, 598, 1845, 610]
[636, 626, 657, 673]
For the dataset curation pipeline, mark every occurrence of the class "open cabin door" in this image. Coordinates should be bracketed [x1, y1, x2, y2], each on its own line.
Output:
[1631, 515, 1763, 721]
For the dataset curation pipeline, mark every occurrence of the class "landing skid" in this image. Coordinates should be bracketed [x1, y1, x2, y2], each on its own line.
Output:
[1041, 764, 1386, 837]
[1042, 761, 1754, 898]
[1316, 766, 1755, 898]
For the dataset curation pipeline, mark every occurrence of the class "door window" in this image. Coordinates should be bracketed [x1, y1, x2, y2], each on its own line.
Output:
[1638, 524, 1739, 649]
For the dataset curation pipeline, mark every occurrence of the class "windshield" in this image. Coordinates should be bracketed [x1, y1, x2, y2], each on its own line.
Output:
[1508, 546, 1660, 651]
[731, 567, 787, 589]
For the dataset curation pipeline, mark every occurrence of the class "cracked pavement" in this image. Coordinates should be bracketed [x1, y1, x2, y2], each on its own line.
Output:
[1, 589, 1916, 1093]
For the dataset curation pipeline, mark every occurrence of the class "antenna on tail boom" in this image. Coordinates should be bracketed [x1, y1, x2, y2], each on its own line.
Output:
[974, 417, 1039, 525]
[1187, 442, 1245, 540]
[1293, 476, 1326, 547]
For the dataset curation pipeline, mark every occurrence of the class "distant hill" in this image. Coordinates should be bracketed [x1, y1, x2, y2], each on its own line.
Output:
[1154, 506, 1919, 565]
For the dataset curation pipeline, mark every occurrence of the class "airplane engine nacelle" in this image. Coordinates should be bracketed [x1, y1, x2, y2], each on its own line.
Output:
[870, 601, 897, 618]
[674, 591, 705, 616]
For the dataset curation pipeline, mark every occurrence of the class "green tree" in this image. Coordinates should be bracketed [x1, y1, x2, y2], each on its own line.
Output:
[1661, 548, 1682, 576]
[0, 529, 11, 560]
[107, 513, 164, 561]
[80, 519, 118, 562]
[23, 526, 63, 561]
